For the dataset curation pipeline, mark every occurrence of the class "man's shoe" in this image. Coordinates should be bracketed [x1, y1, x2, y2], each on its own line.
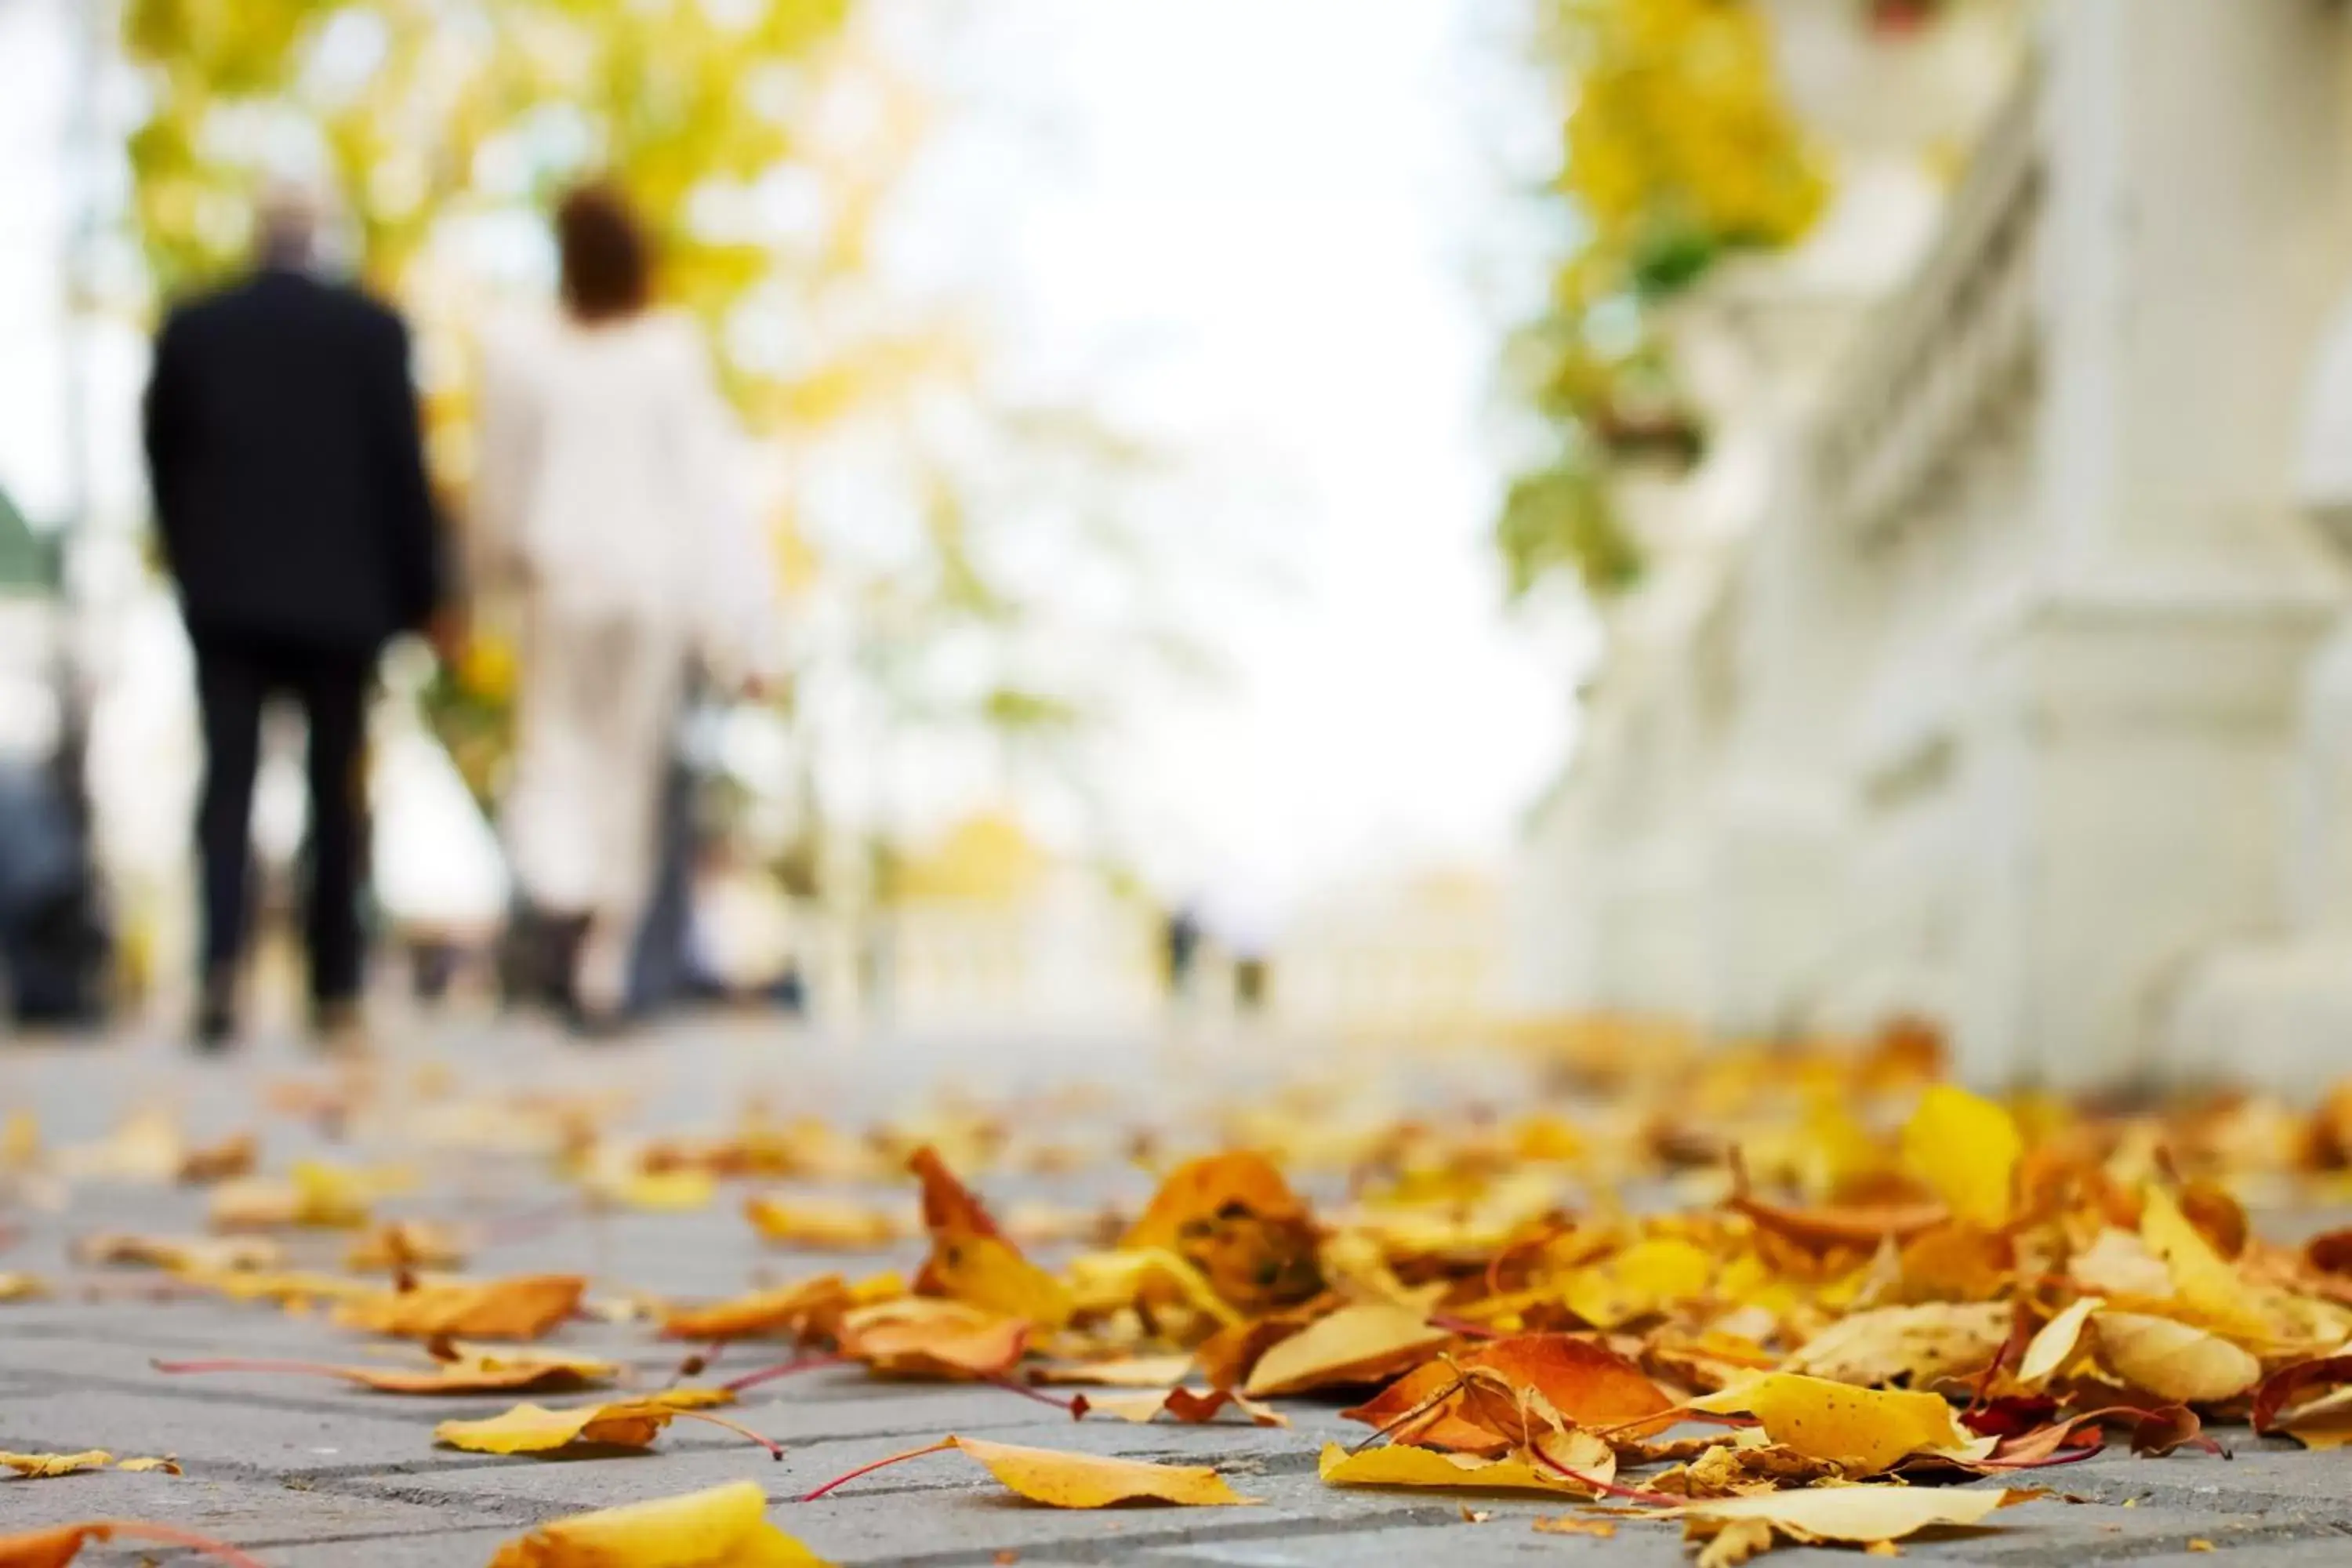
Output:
[193, 975, 237, 1053]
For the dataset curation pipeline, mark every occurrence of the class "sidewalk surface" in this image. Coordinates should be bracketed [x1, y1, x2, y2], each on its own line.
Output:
[0, 1015, 2347, 1566]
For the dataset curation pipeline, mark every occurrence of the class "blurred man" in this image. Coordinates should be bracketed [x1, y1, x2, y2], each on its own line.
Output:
[143, 186, 442, 1051]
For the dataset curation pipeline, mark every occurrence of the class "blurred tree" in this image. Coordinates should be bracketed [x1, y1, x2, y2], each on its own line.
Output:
[1498, 0, 1828, 598]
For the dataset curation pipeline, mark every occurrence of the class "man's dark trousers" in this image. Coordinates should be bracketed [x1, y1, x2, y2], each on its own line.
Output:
[192, 634, 375, 1009]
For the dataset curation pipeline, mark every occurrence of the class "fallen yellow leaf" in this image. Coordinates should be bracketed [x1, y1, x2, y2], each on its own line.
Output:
[1900, 1086, 2021, 1228]
[2017, 1295, 2105, 1387]
[488, 1479, 828, 1566]
[1562, 1237, 1714, 1330]
[1241, 1302, 1450, 1398]
[1668, 1485, 2034, 1551]
[1317, 1435, 1616, 1496]
[434, 1401, 673, 1455]
[2140, 1185, 2271, 1342]
[0, 1450, 111, 1478]
[952, 1436, 1256, 1508]
[2093, 1310, 2262, 1404]
[1688, 1374, 1970, 1475]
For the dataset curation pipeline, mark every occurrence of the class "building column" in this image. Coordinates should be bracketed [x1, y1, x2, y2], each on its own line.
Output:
[1951, 0, 2352, 1088]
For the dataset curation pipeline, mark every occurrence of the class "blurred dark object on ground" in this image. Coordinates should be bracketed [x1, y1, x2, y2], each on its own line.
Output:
[0, 758, 111, 1028]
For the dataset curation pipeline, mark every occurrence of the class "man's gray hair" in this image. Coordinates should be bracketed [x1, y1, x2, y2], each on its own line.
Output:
[253, 181, 328, 269]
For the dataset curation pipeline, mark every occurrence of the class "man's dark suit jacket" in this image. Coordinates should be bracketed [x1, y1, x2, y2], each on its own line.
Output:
[143, 267, 442, 652]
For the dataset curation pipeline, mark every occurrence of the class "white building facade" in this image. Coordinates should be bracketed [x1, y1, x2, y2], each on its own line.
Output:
[1512, 0, 2352, 1092]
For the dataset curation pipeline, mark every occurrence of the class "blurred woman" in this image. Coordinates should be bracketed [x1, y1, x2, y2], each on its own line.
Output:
[472, 182, 773, 1030]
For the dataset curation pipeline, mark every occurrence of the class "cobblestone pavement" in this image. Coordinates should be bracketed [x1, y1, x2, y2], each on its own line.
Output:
[1, 1014, 2347, 1565]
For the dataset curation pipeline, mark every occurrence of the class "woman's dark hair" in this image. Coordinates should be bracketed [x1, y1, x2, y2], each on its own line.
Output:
[555, 182, 652, 323]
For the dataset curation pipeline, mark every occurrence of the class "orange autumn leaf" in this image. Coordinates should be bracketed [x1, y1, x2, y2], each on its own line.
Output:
[1345, 1334, 1674, 1453]
[487, 1479, 827, 1566]
[660, 1275, 853, 1342]
[908, 1147, 1073, 1330]
[1122, 1152, 1323, 1312]
[836, 1298, 1032, 1379]
[331, 1275, 585, 1339]
[0, 1523, 263, 1568]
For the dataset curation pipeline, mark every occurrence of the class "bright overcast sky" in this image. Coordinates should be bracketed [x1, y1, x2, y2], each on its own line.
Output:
[906, 0, 1576, 924]
[0, 0, 1580, 931]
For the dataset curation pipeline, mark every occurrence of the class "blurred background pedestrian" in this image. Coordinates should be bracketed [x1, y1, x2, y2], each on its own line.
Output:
[470, 182, 775, 1036]
[141, 183, 443, 1053]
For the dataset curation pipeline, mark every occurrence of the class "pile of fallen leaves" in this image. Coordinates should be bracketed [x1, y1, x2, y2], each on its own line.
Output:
[10, 1021, 2352, 1564]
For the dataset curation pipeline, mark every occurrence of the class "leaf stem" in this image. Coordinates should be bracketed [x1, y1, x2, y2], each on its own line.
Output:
[799, 1438, 957, 1501]
[95, 1522, 271, 1568]
[151, 1358, 358, 1381]
[723, 1352, 848, 1395]
[666, 1406, 786, 1461]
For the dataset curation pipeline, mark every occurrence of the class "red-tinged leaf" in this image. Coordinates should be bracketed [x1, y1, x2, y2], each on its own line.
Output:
[2254, 1356, 2352, 1436]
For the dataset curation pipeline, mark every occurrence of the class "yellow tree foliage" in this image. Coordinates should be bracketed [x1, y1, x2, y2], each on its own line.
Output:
[1500, 0, 1828, 598]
